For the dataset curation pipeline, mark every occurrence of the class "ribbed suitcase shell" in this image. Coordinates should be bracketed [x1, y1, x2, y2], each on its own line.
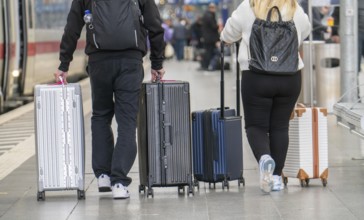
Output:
[283, 107, 328, 186]
[192, 109, 243, 186]
[34, 83, 85, 200]
[137, 81, 193, 197]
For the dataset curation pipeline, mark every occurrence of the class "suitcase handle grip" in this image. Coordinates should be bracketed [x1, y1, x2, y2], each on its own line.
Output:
[163, 123, 173, 147]
[220, 41, 241, 119]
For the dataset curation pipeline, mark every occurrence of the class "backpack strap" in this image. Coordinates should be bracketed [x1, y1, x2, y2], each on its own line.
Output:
[267, 6, 282, 22]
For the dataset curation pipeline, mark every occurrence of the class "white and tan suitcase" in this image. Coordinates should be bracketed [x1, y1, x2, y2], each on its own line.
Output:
[283, 107, 329, 187]
[34, 83, 85, 200]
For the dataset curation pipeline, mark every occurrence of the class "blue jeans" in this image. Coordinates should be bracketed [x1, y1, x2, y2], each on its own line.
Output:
[88, 58, 144, 186]
[173, 40, 186, 61]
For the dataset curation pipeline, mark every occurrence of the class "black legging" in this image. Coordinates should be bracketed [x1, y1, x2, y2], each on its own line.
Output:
[241, 70, 301, 176]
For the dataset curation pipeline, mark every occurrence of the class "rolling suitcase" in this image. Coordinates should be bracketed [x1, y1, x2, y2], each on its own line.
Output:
[137, 80, 194, 198]
[283, 106, 329, 187]
[34, 83, 85, 201]
[192, 42, 244, 189]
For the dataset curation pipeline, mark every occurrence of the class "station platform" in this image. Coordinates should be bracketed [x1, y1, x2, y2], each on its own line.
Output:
[0, 59, 363, 220]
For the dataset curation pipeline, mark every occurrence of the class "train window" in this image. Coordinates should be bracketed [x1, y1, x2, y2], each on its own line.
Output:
[35, 1, 71, 29]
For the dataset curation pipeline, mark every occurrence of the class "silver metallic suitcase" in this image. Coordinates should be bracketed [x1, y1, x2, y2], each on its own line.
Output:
[34, 83, 85, 201]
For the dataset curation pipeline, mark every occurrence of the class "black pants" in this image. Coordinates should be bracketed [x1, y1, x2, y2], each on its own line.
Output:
[88, 58, 144, 186]
[201, 42, 216, 69]
[241, 70, 301, 176]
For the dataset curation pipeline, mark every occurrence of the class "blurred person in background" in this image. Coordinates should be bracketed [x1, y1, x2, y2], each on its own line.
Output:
[190, 16, 204, 61]
[359, 1, 364, 73]
[299, 0, 331, 41]
[200, 3, 220, 70]
[172, 18, 188, 61]
[162, 19, 175, 59]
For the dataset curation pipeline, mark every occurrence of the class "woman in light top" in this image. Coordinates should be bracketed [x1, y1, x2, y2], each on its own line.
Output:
[220, 0, 311, 192]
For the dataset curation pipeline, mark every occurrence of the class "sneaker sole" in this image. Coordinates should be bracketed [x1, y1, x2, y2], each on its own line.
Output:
[99, 187, 112, 192]
[271, 186, 284, 191]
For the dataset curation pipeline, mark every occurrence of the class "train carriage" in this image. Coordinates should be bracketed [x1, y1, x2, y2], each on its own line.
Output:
[0, 0, 87, 112]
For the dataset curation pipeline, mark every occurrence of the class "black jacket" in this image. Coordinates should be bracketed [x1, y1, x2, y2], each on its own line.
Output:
[201, 11, 219, 44]
[59, 0, 165, 72]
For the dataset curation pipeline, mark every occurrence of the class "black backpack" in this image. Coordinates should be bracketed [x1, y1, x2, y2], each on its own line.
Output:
[85, 0, 147, 52]
[249, 6, 299, 75]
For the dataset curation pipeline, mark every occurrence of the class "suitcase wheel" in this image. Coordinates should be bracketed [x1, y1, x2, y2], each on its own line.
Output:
[283, 177, 288, 186]
[77, 190, 86, 200]
[139, 185, 146, 193]
[37, 191, 45, 201]
[188, 185, 194, 196]
[178, 186, 185, 194]
[193, 179, 200, 190]
[222, 180, 229, 190]
[322, 178, 328, 187]
[238, 177, 245, 187]
[300, 179, 309, 187]
[146, 188, 154, 198]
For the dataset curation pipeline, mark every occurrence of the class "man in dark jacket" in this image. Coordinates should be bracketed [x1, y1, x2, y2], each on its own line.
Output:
[200, 3, 220, 70]
[300, 0, 331, 40]
[55, 0, 165, 199]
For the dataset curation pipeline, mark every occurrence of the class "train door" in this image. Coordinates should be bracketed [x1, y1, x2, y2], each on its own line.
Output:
[0, 1, 4, 112]
[21, 0, 34, 97]
[0, 0, 10, 112]
[18, 0, 30, 97]
[0, 0, 29, 111]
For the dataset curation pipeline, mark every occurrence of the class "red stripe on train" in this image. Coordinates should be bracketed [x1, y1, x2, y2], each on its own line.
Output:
[0, 44, 3, 59]
[0, 41, 86, 59]
[27, 40, 86, 56]
[0, 44, 16, 59]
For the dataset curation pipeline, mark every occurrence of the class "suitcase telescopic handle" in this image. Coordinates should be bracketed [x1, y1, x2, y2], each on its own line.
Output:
[220, 41, 241, 119]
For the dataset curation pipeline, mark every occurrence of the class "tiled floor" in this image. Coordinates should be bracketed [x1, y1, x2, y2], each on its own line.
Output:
[0, 59, 363, 220]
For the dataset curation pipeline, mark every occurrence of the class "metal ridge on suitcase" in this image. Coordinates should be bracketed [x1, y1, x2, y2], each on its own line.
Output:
[34, 83, 85, 201]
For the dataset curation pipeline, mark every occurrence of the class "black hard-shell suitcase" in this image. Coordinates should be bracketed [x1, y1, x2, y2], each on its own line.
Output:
[192, 42, 245, 189]
[137, 80, 194, 198]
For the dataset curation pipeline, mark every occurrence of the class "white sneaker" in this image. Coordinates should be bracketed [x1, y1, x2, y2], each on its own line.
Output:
[112, 183, 130, 199]
[272, 175, 284, 191]
[259, 154, 275, 193]
[98, 174, 111, 192]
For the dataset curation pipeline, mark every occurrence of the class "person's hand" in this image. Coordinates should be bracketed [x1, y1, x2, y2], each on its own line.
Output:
[151, 68, 165, 82]
[54, 70, 68, 84]
[331, 36, 340, 43]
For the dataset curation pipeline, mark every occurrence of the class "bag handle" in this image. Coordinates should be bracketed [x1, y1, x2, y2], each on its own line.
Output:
[267, 6, 282, 22]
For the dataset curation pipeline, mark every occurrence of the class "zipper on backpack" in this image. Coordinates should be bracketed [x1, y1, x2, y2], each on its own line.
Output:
[93, 33, 99, 49]
[134, 30, 138, 47]
[247, 44, 251, 61]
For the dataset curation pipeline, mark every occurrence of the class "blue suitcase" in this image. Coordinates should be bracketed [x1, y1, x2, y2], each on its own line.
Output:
[192, 42, 244, 189]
